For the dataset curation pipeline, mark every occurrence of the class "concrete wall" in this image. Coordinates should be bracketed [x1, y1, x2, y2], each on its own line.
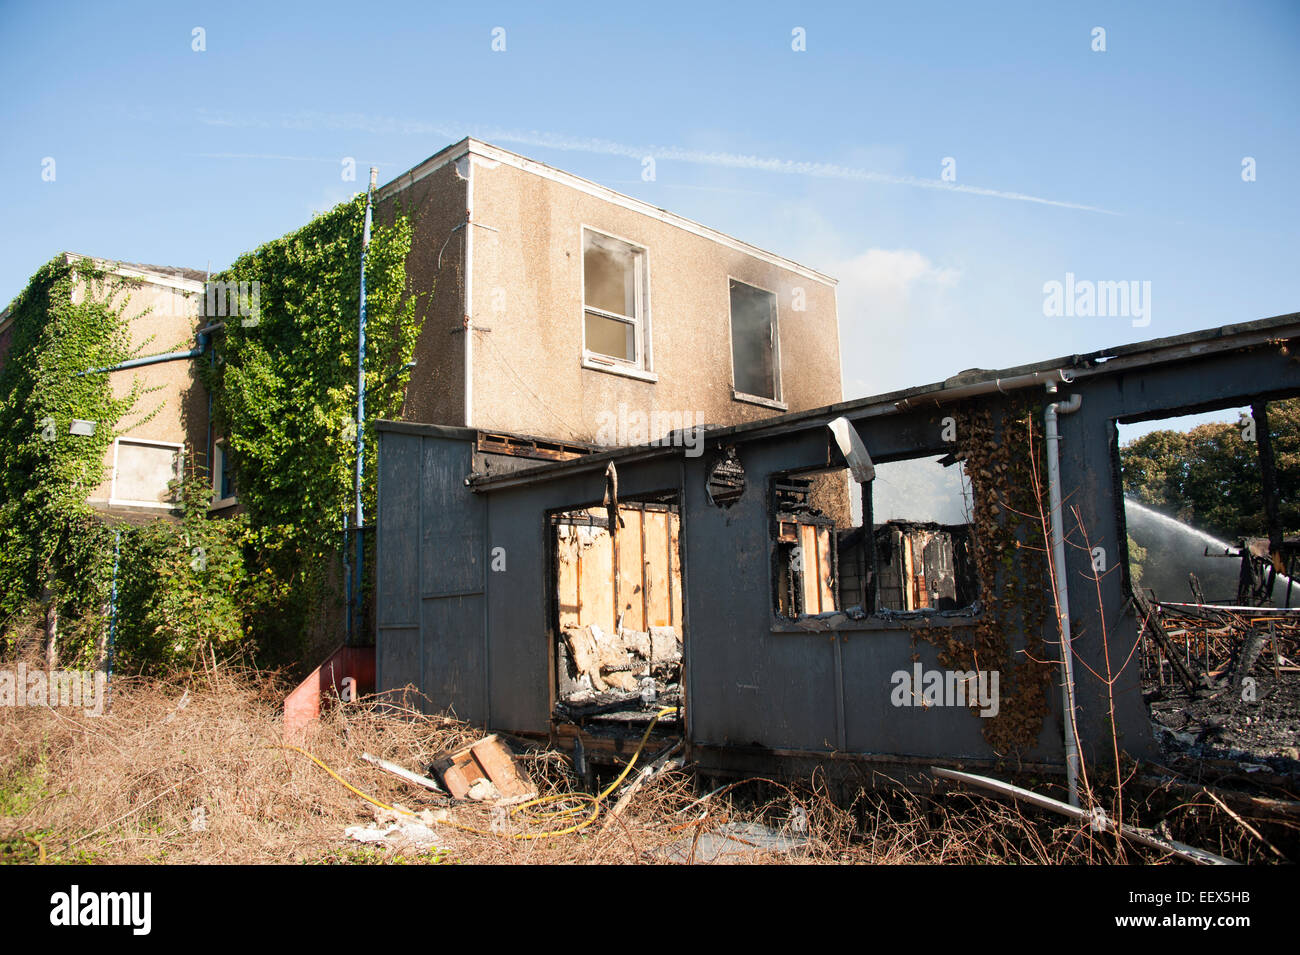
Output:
[374, 156, 469, 426]
[461, 145, 841, 442]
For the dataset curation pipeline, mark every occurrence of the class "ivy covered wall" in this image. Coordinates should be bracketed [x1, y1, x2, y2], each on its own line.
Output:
[203, 194, 419, 663]
[0, 257, 151, 664]
[0, 194, 420, 673]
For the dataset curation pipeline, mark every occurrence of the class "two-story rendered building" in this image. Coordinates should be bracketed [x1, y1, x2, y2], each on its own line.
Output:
[375, 138, 843, 442]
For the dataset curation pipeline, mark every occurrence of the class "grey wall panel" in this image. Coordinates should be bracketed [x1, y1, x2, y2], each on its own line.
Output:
[420, 439, 484, 597]
[483, 488, 555, 734]
[421, 594, 487, 722]
[378, 626, 421, 700]
[840, 632, 997, 757]
[682, 440, 839, 751]
[377, 433, 488, 723]
[377, 432, 421, 628]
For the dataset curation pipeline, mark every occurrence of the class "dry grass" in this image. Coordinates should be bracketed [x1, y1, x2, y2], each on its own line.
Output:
[0, 656, 1195, 865]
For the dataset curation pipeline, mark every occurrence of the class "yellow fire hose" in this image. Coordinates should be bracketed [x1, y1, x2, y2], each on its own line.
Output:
[284, 706, 676, 841]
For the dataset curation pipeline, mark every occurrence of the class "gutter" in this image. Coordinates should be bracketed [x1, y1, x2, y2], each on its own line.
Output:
[894, 369, 1072, 409]
[466, 313, 1300, 493]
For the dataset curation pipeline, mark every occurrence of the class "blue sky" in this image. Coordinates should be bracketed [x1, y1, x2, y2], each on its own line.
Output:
[2, 0, 1296, 431]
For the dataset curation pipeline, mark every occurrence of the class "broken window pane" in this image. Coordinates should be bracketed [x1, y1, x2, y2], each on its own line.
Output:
[730, 279, 778, 400]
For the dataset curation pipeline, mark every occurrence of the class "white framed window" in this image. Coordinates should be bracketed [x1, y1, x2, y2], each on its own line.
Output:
[109, 438, 183, 509]
[211, 438, 236, 509]
[582, 227, 653, 379]
[728, 277, 784, 407]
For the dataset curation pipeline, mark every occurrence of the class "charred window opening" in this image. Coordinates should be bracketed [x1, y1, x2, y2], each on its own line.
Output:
[866, 455, 978, 615]
[1115, 405, 1280, 607]
[770, 470, 850, 620]
[729, 279, 780, 402]
[871, 521, 978, 612]
[707, 446, 746, 508]
[771, 454, 980, 622]
[1117, 398, 1300, 771]
[774, 475, 838, 616]
[551, 493, 683, 732]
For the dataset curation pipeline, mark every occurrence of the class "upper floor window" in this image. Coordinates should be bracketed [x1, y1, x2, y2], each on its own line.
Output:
[729, 278, 782, 404]
[583, 228, 649, 372]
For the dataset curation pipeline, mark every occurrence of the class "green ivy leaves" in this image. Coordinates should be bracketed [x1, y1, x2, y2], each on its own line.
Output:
[202, 196, 418, 658]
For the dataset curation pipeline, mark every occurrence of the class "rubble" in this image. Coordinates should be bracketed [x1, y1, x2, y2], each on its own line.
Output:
[561, 623, 682, 701]
[435, 734, 536, 803]
[344, 821, 444, 850]
[658, 820, 809, 864]
[1138, 597, 1300, 772]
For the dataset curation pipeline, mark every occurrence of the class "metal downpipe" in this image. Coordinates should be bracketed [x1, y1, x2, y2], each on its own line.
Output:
[352, 167, 378, 645]
[1045, 382, 1083, 806]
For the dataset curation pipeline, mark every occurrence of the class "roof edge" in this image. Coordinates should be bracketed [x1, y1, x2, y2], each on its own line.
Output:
[464, 309, 1300, 491]
[374, 137, 837, 287]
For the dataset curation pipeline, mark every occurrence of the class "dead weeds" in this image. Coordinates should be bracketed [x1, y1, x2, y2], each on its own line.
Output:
[0, 658, 1218, 865]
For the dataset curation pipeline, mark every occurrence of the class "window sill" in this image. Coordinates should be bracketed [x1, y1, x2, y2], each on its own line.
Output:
[100, 499, 181, 514]
[732, 390, 786, 411]
[771, 606, 983, 633]
[210, 496, 238, 511]
[582, 356, 658, 383]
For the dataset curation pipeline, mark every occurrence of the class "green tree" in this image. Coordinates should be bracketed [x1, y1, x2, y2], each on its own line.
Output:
[1120, 401, 1300, 542]
[1127, 533, 1147, 587]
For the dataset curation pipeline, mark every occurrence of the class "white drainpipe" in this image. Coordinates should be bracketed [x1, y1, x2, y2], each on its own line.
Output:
[1045, 382, 1083, 806]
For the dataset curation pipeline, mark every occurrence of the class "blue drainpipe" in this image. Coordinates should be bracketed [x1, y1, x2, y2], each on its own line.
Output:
[352, 167, 378, 645]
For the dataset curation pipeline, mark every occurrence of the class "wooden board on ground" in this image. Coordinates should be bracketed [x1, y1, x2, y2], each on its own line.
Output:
[436, 734, 536, 802]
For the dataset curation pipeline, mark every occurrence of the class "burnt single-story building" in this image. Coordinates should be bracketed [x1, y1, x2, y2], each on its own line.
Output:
[373, 312, 1300, 792]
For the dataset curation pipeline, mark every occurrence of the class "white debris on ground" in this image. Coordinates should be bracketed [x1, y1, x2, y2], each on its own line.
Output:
[344, 805, 450, 850]
[658, 820, 809, 863]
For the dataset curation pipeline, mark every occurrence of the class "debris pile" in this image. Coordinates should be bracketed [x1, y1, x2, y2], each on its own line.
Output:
[434, 735, 536, 803]
[1137, 594, 1300, 771]
[562, 623, 682, 694]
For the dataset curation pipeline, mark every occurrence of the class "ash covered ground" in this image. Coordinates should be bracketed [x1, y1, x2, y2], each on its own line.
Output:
[1147, 670, 1300, 775]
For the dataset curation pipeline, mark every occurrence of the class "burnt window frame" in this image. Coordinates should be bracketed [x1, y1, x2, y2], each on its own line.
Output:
[768, 456, 984, 632]
[768, 468, 843, 623]
[544, 487, 688, 722]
